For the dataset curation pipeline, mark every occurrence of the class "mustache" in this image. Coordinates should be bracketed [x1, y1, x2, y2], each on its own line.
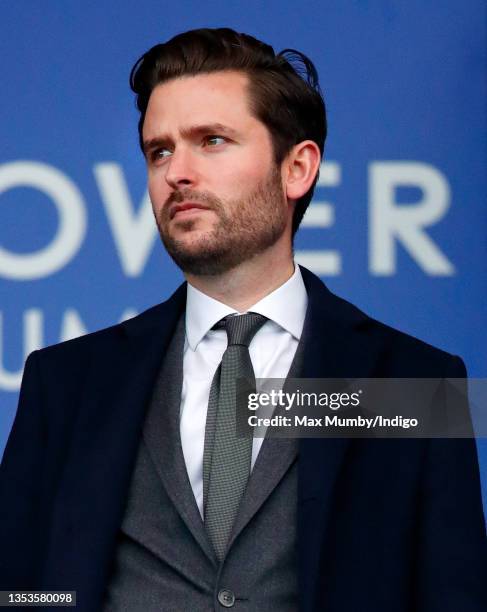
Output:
[163, 189, 222, 210]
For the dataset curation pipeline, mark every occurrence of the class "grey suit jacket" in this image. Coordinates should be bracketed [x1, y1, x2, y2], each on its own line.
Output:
[103, 315, 305, 611]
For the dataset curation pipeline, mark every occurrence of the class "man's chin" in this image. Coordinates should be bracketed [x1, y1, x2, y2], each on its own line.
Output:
[161, 237, 242, 276]
[170, 252, 238, 276]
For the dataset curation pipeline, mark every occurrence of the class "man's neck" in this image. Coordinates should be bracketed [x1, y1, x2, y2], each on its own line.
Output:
[185, 251, 295, 312]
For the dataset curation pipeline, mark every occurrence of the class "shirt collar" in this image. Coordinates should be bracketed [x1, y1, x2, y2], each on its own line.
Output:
[185, 264, 308, 350]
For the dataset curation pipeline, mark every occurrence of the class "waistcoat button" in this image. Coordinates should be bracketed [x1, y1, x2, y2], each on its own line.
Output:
[217, 589, 236, 607]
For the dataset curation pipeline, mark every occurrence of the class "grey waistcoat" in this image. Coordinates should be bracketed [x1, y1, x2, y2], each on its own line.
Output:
[102, 316, 303, 612]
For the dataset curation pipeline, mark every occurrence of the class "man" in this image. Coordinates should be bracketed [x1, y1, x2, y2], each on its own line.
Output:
[0, 28, 486, 611]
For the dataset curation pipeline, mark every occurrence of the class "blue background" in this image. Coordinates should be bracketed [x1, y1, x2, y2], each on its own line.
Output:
[1, 2, 486, 513]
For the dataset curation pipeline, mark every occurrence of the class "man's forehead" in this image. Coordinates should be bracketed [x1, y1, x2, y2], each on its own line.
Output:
[142, 71, 259, 140]
[146, 70, 252, 115]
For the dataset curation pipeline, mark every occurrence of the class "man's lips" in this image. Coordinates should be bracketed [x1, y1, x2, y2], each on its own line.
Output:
[169, 202, 211, 220]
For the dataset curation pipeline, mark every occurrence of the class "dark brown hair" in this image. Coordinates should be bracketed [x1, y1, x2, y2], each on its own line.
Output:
[130, 28, 327, 234]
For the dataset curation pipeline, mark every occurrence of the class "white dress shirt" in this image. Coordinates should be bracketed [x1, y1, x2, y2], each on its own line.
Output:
[180, 264, 308, 517]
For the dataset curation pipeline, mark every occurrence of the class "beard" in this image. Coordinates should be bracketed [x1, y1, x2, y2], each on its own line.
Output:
[155, 164, 288, 276]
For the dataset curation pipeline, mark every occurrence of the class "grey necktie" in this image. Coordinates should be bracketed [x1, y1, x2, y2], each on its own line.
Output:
[203, 312, 267, 560]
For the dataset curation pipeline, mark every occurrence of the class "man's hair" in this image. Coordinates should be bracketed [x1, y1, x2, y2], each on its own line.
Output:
[130, 28, 327, 235]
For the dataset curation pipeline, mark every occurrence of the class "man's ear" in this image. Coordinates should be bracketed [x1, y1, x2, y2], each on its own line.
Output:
[284, 140, 321, 201]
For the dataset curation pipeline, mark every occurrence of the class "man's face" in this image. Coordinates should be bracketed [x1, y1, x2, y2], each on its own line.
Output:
[142, 71, 293, 276]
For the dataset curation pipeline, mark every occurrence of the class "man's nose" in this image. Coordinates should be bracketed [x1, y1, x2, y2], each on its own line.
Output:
[164, 146, 198, 189]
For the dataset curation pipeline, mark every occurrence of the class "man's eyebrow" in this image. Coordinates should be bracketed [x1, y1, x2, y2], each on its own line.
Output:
[181, 123, 240, 139]
[143, 123, 240, 155]
[142, 137, 170, 156]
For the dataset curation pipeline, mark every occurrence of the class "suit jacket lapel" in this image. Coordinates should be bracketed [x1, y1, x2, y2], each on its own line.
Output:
[142, 315, 217, 565]
[228, 336, 305, 545]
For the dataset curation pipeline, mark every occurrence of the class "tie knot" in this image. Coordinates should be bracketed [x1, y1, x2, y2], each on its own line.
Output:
[220, 313, 267, 347]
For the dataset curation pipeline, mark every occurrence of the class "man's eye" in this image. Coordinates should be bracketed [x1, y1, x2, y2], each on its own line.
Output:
[152, 148, 172, 160]
[204, 135, 226, 146]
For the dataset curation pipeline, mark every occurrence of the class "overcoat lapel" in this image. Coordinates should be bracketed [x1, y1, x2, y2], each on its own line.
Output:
[297, 267, 386, 610]
[44, 284, 187, 607]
